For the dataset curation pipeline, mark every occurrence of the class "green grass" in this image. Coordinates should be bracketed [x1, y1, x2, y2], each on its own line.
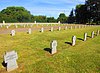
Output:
[0, 26, 100, 73]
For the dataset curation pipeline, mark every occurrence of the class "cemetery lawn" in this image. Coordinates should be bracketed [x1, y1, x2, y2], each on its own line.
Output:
[0, 26, 100, 73]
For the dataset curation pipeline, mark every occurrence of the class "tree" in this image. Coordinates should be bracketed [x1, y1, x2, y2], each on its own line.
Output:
[67, 9, 75, 23]
[75, 4, 89, 24]
[47, 17, 57, 23]
[85, 0, 100, 24]
[0, 6, 32, 22]
[57, 13, 67, 23]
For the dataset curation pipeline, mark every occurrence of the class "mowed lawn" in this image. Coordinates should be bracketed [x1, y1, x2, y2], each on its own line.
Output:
[0, 26, 100, 73]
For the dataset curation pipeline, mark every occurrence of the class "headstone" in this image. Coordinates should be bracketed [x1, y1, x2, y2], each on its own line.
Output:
[51, 40, 57, 54]
[28, 28, 31, 34]
[72, 36, 76, 46]
[24, 25, 25, 28]
[36, 24, 38, 26]
[11, 30, 15, 36]
[0, 24, 2, 28]
[96, 30, 99, 36]
[79, 25, 80, 29]
[58, 27, 61, 31]
[47, 24, 48, 26]
[50, 27, 53, 32]
[91, 31, 94, 38]
[65, 26, 67, 30]
[30, 24, 33, 27]
[70, 26, 72, 29]
[41, 27, 44, 32]
[15, 25, 18, 28]
[84, 33, 87, 41]
[6, 26, 9, 29]
[3, 20, 5, 25]
[74, 26, 77, 29]
[4, 50, 18, 72]
[34, 21, 36, 24]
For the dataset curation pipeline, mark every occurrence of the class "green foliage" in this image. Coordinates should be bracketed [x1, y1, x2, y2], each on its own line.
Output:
[0, 6, 57, 23]
[57, 13, 67, 23]
[47, 17, 57, 23]
[75, 4, 89, 24]
[67, 9, 75, 23]
[0, 6, 32, 22]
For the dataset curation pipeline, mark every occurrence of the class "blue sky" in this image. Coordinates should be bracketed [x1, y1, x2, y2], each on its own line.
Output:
[0, 0, 85, 18]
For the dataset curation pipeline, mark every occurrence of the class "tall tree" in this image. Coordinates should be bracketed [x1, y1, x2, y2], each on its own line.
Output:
[67, 9, 75, 23]
[75, 4, 89, 24]
[85, 0, 100, 24]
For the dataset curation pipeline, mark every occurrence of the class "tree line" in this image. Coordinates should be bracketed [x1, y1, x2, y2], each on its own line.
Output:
[0, 0, 100, 24]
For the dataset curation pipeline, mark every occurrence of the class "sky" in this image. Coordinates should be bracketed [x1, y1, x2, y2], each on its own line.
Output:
[0, 0, 85, 18]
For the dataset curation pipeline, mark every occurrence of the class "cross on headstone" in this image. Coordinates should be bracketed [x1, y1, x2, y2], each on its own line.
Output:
[28, 28, 31, 34]
[51, 40, 57, 54]
[11, 30, 15, 36]
[84, 33, 87, 41]
[72, 36, 76, 46]
[91, 31, 94, 38]
[4, 50, 18, 72]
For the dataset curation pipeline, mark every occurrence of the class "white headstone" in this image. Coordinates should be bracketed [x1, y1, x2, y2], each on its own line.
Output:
[6, 26, 9, 29]
[65, 26, 67, 30]
[51, 40, 57, 54]
[79, 25, 80, 29]
[4, 50, 18, 72]
[0, 24, 2, 28]
[15, 25, 18, 28]
[70, 26, 72, 29]
[24, 25, 25, 28]
[11, 30, 15, 36]
[34, 21, 36, 24]
[50, 27, 53, 32]
[72, 36, 76, 46]
[84, 33, 87, 41]
[91, 31, 94, 38]
[58, 27, 61, 31]
[41, 27, 44, 32]
[3, 20, 5, 25]
[75, 26, 77, 29]
[30, 24, 33, 27]
[96, 30, 99, 36]
[28, 28, 31, 34]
